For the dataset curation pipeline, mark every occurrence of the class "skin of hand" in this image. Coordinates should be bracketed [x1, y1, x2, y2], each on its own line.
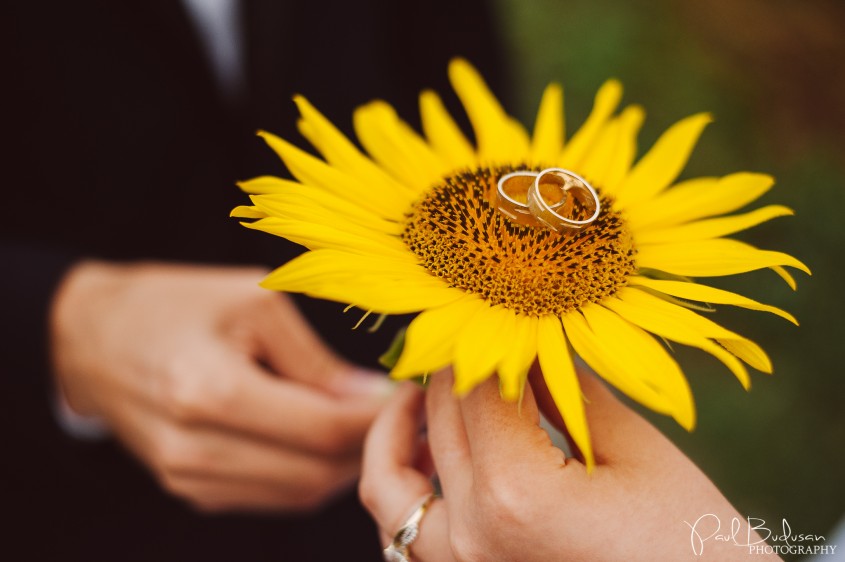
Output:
[51, 261, 394, 513]
[360, 367, 781, 562]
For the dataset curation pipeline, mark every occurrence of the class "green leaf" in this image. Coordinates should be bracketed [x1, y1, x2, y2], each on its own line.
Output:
[378, 326, 407, 370]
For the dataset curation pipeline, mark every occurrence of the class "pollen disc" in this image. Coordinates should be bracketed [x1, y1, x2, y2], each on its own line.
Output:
[402, 167, 637, 316]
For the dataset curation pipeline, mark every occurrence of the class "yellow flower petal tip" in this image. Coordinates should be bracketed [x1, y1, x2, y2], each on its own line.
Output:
[598, 78, 623, 101]
[229, 205, 266, 219]
[447, 57, 478, 82]
[236, 60, 806, 456]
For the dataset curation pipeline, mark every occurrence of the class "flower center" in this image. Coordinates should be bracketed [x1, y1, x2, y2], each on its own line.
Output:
[402, 166, 637, 316]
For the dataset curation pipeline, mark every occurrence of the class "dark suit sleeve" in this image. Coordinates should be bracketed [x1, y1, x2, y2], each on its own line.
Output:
[0, 244, 78, 383]
[0, 5, 82, 386]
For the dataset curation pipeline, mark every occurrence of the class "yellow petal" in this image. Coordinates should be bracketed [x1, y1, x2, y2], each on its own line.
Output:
[626, 172, 774, 231]
[636, 238, 811, 278]
[241, 175, 395, 235]
[392, 296, 482, 378]
[452, 304, 514, 396]
[578, 114, 620, 187]
[582, 105, 646, 196]
[262, 250, 463, 315]
[582, 304, 695, 428]
[419, 90, 477, 171]
[261, 256, 426, 290]
[498, 313, 538, 401]
[615, 287, 757, 339]
[261, 248, 425, 285]
[230, 205, 267, 219]
[243, 216, 409, 259]
[258, 130, 412, 219]
[629, 277, 798, 325]
[564, 307, 694, 429]
[771, 265, 798, 291]
[353, 101, 448, 192]
[604, 290, 751, 387]
[602, 105, 645, 194]
[635, 205, 794, 245]
[250, 191, 402, 236]
[294, 282, 461, 315]
[293, 96, 412, 197]
[237, 175, 294, 195]
[449, 58, 530, 164]
[537, 315, 594, 470]
[530, 83, 564, 166]
[614, 113, 712, 208]
[559, 79, 623, 169]
[717, 338, 772, 374]
[698, 339, 751, 389]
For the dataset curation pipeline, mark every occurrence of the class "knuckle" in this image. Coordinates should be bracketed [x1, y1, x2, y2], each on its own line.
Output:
[159, 356, 239, 422]
[358, 471, 387, 516]
[312, 417, 356, 456]
[302, 462, 341, 493]
[152, 431, 205, 476]
[357, 475, 376, 512]
[296, 463, 350, 510]
[158, 357, 205, 421]
[449, 530, 484, 562]
[157, 472, 185, 496]
[156, 472, 200, 505]
[475, 478, 529, 530]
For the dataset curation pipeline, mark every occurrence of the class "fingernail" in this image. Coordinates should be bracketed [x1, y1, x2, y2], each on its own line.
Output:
[336, 369, 396, 398]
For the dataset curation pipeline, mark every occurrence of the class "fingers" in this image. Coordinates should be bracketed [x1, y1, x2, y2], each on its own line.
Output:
[115, 400, 362, 513]
[528, 362, 580, 456]
[360, 382, 455, 562]
[425, 369, 473, 506]
[160, 474, 346, 513]
[360, 384, 434, 532]
[247, 292, 341, 380]
[460, 372, 541, 445]
[579, 368, 676, 465]
[458, 375, 567, 480]
[243, 293, 392, 398]
[532, 363, 669, 466]
[150, 345, 388, 456]
[159, 453, 358, 513]
[159, 424, 361, 489]
[236, 361, 391, 455]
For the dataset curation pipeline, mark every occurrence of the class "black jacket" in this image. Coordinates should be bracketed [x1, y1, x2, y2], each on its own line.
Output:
[1, 1, 507, 560]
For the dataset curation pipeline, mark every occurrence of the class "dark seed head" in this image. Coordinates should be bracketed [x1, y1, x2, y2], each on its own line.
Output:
[402, 166, 637, 316]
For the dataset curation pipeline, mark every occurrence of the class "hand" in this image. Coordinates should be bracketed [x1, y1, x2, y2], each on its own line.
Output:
[360, 367, 780, 561]
[51, 261, 393, 513]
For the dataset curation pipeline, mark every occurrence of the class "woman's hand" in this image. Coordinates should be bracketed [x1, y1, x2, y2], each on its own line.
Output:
[360, 367, 780, 561]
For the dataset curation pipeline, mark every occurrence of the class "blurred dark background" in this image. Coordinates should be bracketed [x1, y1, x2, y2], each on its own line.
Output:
[495, 0, 844, 552]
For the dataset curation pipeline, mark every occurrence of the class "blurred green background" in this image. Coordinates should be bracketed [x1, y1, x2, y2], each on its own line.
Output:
[493, 0, 844, 554]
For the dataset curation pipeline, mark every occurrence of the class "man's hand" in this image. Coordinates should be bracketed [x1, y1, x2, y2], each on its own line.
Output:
[51, 261, 393, 513]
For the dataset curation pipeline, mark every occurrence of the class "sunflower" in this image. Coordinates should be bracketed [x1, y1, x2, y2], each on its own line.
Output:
[232, 59, 808, 468]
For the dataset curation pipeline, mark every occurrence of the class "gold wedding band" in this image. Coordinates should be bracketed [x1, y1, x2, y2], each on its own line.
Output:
[526, 168, 601, 232]
[496, 168, 601, 232]
[383, 493, 437, 562]
[496, 171, 550, 228]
